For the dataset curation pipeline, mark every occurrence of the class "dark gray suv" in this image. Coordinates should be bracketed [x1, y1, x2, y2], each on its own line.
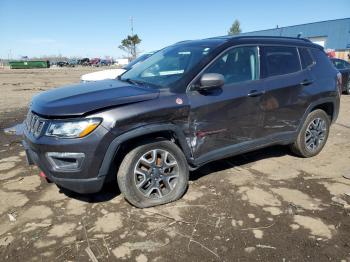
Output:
[23, 36, 341, 207]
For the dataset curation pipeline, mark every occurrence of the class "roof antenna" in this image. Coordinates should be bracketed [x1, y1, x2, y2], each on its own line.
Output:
[297, 32, 302, 38]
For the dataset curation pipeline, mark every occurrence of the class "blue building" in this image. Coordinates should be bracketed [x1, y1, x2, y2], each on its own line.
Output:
[241, 18, 350, 52]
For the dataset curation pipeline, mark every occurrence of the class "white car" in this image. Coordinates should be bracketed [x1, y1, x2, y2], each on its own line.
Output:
[80, 52, 155, 82]
[81, 68, 126, 82]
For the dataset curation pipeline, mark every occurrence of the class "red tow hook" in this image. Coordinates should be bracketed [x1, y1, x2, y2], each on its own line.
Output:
[39, 172, 47, 178]
[39, 172, 52, 183]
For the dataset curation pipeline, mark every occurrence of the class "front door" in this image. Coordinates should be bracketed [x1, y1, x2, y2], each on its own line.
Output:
[187, 46, 265, 160]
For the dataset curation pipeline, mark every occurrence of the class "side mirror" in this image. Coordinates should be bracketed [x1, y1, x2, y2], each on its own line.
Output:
[199, 73, 224, 90]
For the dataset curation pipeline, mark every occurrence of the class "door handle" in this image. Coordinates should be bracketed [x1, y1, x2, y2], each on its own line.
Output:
[247, 90, 265, 97]
[300, 79, 314, 86]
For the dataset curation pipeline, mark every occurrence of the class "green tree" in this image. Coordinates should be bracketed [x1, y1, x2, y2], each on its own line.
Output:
[228, 19, 242, 35]
[119, 34, 142, 60]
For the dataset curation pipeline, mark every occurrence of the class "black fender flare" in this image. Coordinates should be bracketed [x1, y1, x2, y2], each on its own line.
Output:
[297, 97, 339, 134]
[97, 124, 194, 178]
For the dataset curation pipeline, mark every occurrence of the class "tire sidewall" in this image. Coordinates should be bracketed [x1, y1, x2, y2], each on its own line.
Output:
[297, 110, 330, 157]
[117, 141, 189, 208]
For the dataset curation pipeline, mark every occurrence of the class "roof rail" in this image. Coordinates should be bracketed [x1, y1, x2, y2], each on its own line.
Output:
[174, 40, 191, 44]
[208, 35, 312, 43]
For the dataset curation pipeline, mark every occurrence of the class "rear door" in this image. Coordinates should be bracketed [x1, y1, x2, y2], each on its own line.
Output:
[259, 45, 313, 137]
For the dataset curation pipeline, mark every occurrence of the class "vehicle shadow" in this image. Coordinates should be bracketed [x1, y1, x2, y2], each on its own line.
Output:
[62, 145, 293, 203]
[190, 145, 292, 181]
[59, 181, 121, 203]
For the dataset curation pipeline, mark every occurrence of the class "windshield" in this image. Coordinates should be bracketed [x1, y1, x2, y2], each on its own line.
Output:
[123, 52, 155, 70]
[120, 43, 216, 89]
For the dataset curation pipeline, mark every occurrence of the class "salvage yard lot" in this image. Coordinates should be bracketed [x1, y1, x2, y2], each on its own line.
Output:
[0, 68, 350, 261]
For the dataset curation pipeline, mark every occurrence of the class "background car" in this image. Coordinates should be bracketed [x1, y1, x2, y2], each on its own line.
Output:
[56, 61, 69, 67]
[68, 59, 78, 67]
[90, 58, 101, 67]
[331, 58, 350, 94]
[99, 59, 113, 66]
[78, 58, 90, 66]
[80, 51, 156, 82]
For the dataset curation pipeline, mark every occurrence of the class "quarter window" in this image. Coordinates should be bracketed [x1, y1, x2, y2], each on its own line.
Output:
[299, 48, 314, 69]
[261, 46, 301, 77]
[203, 46, 259, 85]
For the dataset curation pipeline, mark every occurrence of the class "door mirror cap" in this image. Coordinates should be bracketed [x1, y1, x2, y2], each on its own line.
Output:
[199, 73, 224, 90]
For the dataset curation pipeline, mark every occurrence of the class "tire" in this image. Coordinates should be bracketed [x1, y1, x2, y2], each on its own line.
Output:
[117, 140, 189, 208]
[345, 80, 350, 95]
[290, 109, 330, 158]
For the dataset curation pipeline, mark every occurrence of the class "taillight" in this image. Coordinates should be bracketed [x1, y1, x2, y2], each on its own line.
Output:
[337, 72, 342, 95]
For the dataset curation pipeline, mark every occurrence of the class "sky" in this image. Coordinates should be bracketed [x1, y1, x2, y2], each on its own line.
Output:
[0, 0, 349, 59]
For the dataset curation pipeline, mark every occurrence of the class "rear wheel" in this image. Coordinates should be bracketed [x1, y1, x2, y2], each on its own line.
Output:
[290, 109, 330, 158]
[117, 140, 189, 208]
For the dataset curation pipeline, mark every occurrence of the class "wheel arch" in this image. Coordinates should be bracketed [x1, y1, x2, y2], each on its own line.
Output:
[97, 124, 194, 179]
[299, 98, 338, 133]
[310, 102, 334, 121]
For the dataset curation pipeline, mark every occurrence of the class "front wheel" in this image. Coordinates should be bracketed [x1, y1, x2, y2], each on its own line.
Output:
[290, 109, 330, 158]
[117, 140, 189, 208]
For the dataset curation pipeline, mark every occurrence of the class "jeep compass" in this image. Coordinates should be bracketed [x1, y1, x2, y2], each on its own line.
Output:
[23, 36, 341, 208]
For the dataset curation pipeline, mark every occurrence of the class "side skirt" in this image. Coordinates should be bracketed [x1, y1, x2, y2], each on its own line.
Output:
[191, 131, 297, 169]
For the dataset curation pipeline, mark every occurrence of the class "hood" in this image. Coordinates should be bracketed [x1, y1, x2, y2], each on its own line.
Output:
[81, 69, 126, 82]
[31, 80, 159, 117]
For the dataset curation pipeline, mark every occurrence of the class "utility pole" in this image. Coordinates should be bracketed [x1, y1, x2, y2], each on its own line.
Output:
[8, 49, 12, 61]
[129, 16, 134, 35]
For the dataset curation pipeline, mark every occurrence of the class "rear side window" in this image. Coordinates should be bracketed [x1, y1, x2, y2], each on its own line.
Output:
[261, 46, 301, 77]
[298, 48, 314, 69]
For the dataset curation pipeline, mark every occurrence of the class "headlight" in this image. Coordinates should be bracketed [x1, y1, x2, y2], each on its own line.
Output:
[46, 118, 101, 138]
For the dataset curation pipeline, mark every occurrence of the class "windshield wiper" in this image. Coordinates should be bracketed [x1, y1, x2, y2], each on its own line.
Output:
[118, 77, 135, 84]
[120, 77, 164, 89]
[119, 77, 145, 86]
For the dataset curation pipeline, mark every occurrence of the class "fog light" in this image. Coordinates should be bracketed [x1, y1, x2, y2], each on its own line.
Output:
[46, 152, 85, 171]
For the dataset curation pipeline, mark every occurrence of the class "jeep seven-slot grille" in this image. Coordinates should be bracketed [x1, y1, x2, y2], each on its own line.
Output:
[26, 111, 46, 137]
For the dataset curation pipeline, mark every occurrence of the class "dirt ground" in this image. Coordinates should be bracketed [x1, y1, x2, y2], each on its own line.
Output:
[0, 68, 349, 262]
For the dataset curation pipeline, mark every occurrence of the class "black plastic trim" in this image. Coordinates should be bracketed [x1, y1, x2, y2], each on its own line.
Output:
[97, 124, 194, 178]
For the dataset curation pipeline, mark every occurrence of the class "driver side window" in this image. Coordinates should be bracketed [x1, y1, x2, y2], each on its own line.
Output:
[203, 46, 259, 85]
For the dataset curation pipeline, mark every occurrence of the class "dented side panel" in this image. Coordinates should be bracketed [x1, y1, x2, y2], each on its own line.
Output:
[94, 90, 194, 156]
[187, 80, 266, 159]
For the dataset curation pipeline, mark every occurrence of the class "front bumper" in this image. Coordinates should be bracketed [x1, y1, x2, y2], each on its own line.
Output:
[23, 143, 105, 193]
[23, 124, 115, 194]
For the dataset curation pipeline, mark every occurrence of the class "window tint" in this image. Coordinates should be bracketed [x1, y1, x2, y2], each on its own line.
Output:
[261, 46, 301, 77]
[310, 48, 333, 68]
[203, 46, 259, 85]
[299, 48, 314, 69]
